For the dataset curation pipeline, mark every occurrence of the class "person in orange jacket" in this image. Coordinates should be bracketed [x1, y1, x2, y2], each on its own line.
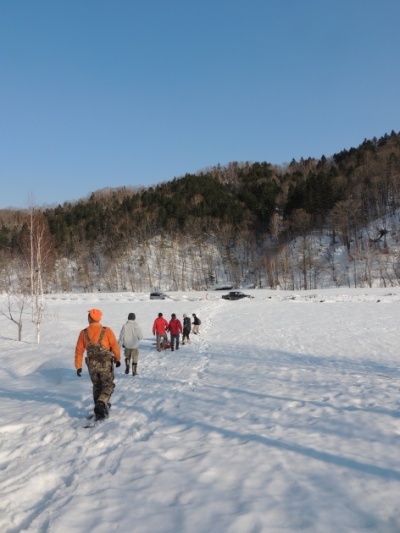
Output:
[75, 308, 121, 421]
[152, 312, 169, 352]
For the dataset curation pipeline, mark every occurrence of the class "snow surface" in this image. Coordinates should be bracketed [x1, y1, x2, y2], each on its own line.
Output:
[1, 288, 400, 533]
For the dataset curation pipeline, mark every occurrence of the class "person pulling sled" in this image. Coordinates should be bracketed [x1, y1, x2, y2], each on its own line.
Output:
[168, 313, 183, 351]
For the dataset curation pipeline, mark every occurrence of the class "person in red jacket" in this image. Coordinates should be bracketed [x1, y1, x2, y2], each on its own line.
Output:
[168, 313, 183, 351]
[75, 308, 120, 420]
[152, 312, 169, 352]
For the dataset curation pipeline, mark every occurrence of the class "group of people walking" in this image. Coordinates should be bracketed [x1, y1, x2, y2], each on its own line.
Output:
[152, 312, 200, 352]
[74, 308, 201, 421]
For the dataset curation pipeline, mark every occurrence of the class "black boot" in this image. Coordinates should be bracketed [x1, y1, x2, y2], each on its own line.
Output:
[125, 358, 130, 374]
[132, 363, 137, 376]
[94, 401, 108, 421]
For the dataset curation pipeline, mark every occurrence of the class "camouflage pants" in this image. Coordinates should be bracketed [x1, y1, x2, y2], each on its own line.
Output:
[86, 357, 115, 405]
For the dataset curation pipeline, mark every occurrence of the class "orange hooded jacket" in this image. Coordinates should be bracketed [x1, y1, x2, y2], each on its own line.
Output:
[75, 322, 120, 370]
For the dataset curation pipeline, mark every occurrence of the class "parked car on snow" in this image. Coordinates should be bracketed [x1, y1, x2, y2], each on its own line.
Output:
[222, 291, 253, 300]
[150, 291, 167, 300]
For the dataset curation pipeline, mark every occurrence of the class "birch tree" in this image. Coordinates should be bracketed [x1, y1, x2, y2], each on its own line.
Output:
[27, 208, 53, 343]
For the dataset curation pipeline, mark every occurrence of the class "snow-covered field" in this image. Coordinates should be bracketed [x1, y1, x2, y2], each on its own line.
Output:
[1, 288, 400, 533]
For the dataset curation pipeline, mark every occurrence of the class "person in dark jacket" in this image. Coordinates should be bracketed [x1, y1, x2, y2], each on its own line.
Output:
[182, 313, 191, 344]
[168, 313, 183, 351]
[192, 313, 201, 335]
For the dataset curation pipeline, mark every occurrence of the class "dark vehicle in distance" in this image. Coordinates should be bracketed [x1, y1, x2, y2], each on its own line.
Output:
[222, 291, 253, 300]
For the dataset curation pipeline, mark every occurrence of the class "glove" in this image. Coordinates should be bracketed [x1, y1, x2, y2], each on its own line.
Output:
[77, 368, 82, 377]
[115, 361, 121, 368]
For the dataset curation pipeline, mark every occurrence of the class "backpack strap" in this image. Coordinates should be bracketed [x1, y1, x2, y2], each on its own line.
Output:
[83, 328, 91, 345]
[84, 327, 107, 347]
[98, 327, 107, 345]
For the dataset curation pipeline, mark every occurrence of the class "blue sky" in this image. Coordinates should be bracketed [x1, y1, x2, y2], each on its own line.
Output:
[1, 0, 399, 209]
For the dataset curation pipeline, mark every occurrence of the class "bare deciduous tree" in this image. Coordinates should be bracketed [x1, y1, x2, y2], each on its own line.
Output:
[1, 291, 29, 341]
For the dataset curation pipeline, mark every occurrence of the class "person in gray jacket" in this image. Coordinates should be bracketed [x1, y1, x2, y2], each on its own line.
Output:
[118, 313, 144, 375]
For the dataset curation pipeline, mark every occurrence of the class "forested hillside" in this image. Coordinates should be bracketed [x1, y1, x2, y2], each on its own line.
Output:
[1, 131, 400, 293]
